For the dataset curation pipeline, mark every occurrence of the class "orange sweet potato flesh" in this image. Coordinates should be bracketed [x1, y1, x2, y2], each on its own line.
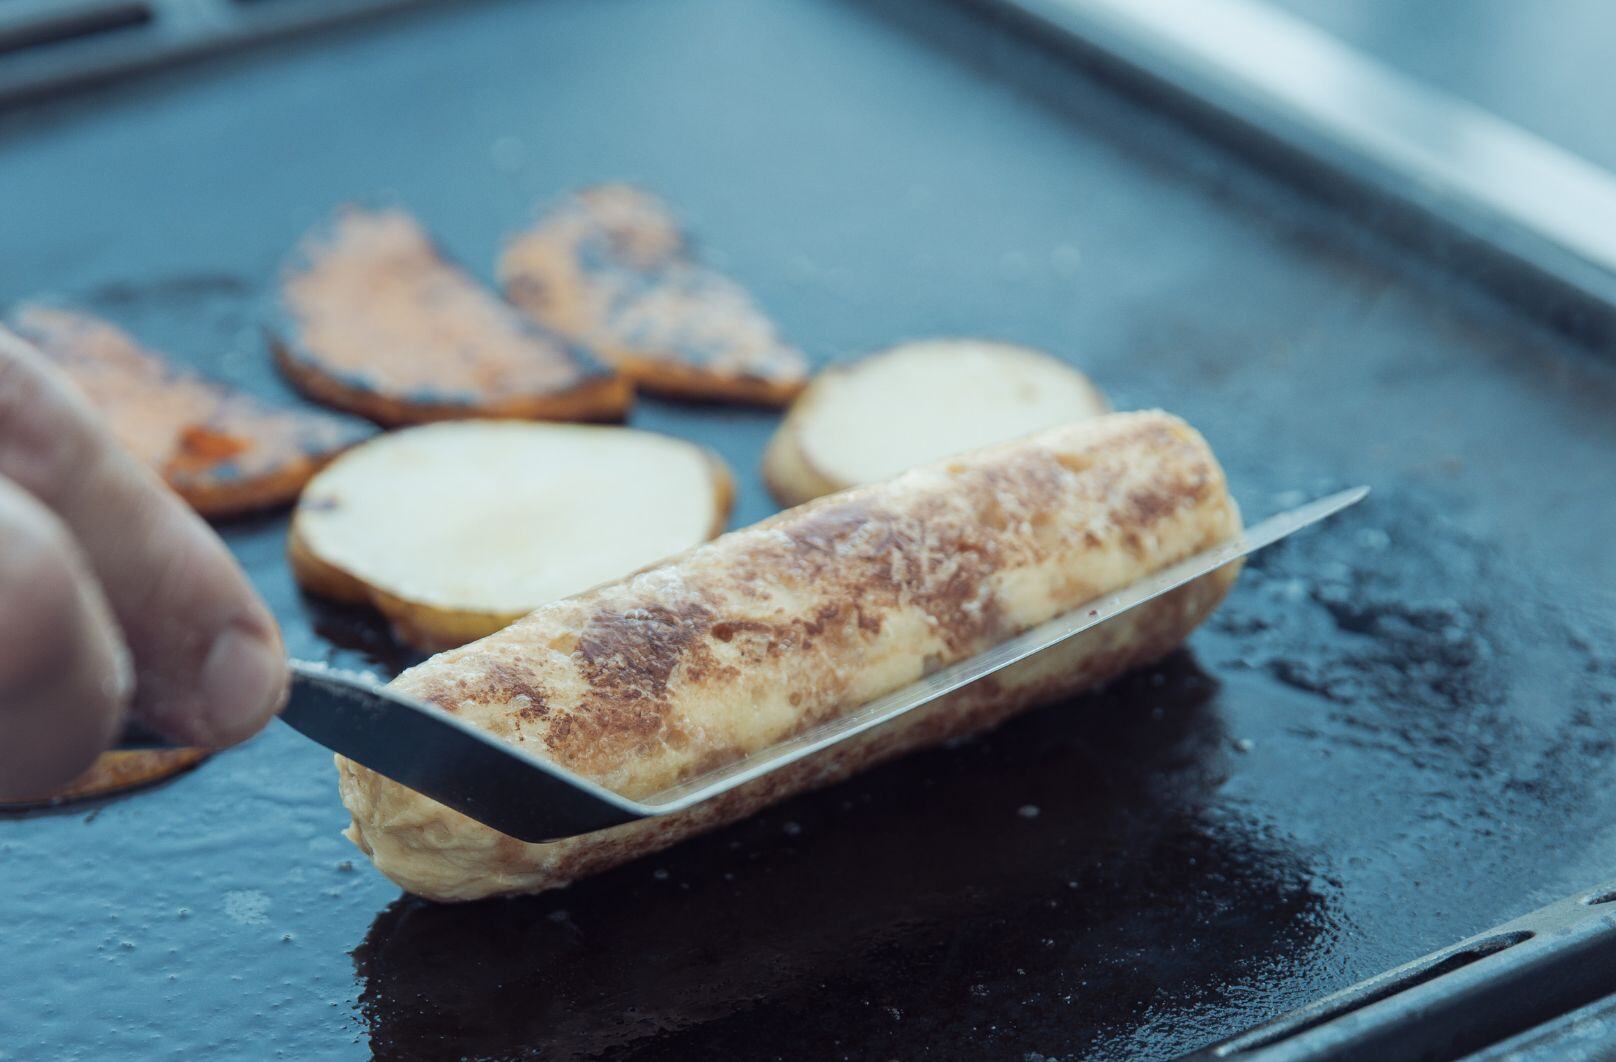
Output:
[10, 305, 373, 518]
[272, 207, 631, 426]
[499, 184, 808, 406]
[0, 748, 210, 810]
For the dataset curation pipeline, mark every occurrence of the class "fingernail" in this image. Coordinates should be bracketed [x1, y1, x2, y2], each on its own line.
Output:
[199, 623, 288, 744]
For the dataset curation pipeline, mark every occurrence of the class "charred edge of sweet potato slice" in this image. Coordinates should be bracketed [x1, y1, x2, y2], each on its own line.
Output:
[271, 206, 632, 427]
[272, 339, 633, 427]
[603, 351, 806, 406]
[0, 748, 211, 810]
[8, 303, 375, 517]
[166, 421, 374, 518]
[159, 408, 378, 519]
[500, 185, 808, 406]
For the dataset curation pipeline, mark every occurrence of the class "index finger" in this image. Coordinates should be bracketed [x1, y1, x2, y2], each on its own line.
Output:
[0, 327, 288, 746]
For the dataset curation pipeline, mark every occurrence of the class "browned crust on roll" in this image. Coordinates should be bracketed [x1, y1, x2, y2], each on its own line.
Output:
[271, 206, 631, 427]
[498, 184, 808, 405]
[0, 748, 211, 809]
[339, 410, 1242, 901]
[8, 304, 372, 517]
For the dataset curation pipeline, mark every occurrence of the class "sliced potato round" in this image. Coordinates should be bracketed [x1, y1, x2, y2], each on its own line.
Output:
[290, 421, 735, 651]
[763, 338, 1108, 506]
[0, 748, 210, 810]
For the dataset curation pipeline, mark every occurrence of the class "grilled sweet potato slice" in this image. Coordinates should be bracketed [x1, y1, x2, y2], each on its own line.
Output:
[764, 338, 1108, 505]
[289, 421, 735, 651]
[272, 207, 630, 426]
[499, 184, 808, 405]
[0, 748, 209, 810]
[9, 304, 372, 517]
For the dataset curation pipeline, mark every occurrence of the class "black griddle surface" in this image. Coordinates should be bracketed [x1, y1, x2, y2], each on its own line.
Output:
[3, 1, 1616, 1058]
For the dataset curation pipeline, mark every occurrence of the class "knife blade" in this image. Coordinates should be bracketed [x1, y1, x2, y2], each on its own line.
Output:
[270, 486, 1367, 842]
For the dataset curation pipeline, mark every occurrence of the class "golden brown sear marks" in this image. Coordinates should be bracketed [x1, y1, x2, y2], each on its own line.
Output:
[0, 748, 210, 809]
[498, 184, 808, 405]
[273, 207, 630, 426]
[499, 415, 1220, 780]
[339, 411, 1243, 901]
[9, 305, 372, 517]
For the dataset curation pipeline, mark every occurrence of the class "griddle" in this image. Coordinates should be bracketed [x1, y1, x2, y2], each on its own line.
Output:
[2, 0, 1616, 1058]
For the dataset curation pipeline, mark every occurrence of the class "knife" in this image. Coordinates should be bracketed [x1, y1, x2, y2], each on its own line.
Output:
[126, 487, 1367, 842]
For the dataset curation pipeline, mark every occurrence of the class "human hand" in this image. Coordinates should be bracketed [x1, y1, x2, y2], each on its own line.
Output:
[0, 327, 288, 799]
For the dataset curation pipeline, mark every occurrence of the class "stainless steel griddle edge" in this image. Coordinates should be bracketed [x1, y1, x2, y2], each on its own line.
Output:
[1187, 877, 1616, 1061]
[279, 487, 1366, 844]
[970, 0, 1616, 352]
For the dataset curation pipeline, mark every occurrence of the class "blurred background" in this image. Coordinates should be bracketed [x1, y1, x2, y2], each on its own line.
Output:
[1277, 0, 1616, 170]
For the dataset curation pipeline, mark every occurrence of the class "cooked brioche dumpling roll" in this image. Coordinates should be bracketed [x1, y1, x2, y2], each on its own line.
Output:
[339, 410, 1241, 901]
[764, 338, 1108, 505]
[290, 421, 734, 651]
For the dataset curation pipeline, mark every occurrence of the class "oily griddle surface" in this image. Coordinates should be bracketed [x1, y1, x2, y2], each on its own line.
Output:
[2, 0, 1616, 1058]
